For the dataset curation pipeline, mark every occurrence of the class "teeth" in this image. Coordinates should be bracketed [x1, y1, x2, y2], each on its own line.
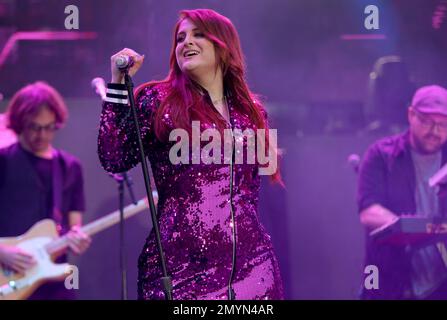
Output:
[184, 50, 199, 57]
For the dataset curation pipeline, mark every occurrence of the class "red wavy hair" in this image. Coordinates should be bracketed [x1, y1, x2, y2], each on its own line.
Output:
[136, 9, 282, 184]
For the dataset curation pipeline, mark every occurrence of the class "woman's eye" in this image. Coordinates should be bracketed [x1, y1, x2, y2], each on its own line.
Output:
[176, 31, 204, 43]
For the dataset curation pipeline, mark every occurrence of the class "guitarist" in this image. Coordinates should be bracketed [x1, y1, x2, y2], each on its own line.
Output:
[358, 85, 447, 299]
[0, 81, 91, 299]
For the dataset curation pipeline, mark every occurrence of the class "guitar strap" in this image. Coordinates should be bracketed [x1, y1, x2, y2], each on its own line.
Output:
[52, 149, 65, 235]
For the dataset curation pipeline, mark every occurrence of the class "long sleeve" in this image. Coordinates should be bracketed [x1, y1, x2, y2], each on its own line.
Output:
[97, 83, 160, 173]
[357, 143, 387, 213]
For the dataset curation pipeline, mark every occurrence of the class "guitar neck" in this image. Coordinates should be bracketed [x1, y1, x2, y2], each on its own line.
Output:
[45, 199, 148, 255]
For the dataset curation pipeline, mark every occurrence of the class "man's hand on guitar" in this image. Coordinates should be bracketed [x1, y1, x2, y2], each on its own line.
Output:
[0, 244, 36, 273]
[66, 226, 92, 255]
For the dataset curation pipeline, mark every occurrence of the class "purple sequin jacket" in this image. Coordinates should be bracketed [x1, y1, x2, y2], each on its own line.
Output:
[98, 82, 284, 300]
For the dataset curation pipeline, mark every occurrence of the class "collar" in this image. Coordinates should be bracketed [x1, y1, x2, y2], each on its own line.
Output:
[398, 130, 447, 162]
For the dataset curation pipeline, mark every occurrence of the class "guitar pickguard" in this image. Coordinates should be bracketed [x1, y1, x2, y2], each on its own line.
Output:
[0, 237, 71, 299]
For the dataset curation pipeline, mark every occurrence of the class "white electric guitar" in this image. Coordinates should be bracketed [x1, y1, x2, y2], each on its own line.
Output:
[0, 199, 149, 300]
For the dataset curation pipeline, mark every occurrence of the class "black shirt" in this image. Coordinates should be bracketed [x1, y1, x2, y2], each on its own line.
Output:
[24, 149, 53, 221]
[0, 143, 85, 237]
[358, 131, 447, 299]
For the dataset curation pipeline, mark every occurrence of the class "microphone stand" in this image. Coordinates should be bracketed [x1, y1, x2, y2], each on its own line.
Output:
[109, 173, 128, 300]
[122, 172, 137, 205]
[124, 71, 173, 300]
[228, 133, 236, 300]
[226, 94, 236, 300]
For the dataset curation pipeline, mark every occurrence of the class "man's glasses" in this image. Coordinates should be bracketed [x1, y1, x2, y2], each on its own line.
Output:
[25, 122, 59, 133]
[414, 110, 447, 133]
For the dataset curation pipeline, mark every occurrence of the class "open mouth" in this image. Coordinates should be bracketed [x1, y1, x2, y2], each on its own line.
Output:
[183, 50, 200, 57]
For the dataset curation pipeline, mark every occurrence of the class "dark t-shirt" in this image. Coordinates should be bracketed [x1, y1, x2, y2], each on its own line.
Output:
[0, 143, 85, 300]
[24, 149, 54, 221]
[0, 143, 85, 237]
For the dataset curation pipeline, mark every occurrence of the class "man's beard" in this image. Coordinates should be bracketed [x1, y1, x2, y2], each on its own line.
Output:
[413, 133, 443, 154]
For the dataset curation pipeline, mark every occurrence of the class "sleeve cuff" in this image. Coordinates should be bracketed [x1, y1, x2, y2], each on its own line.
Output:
[105, 83, 128, 104]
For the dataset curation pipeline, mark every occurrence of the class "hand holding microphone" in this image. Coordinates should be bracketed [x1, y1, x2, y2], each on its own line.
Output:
[111, 48, 145, 83]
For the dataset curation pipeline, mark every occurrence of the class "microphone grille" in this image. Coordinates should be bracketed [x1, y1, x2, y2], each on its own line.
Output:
[116, 55, 129, 68]
[91, 77, 105, 88]
[347, 154, 360, 165]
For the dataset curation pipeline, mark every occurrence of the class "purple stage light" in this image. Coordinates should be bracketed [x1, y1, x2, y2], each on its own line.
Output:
[0, 31, 97, 68]
[340, 34, 387, 40]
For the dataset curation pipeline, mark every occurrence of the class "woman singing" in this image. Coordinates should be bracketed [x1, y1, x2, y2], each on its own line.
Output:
[98, 8, 284, 300]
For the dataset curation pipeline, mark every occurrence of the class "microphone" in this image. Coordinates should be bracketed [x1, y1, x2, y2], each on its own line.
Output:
[347, 153, 361, 174]
[108, 172, 158, 205]
[115, 55, 134, 70]
[108, 172, 124, 182]
[91, 77, 106, 100]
